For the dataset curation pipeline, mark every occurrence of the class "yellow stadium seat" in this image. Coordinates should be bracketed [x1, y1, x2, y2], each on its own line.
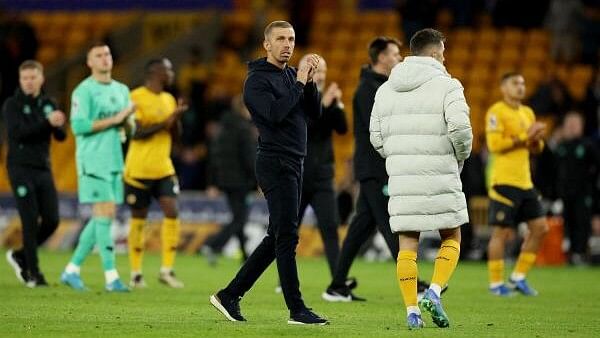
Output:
[521, 66, 544, 84]
[314, 11, 335, 26]
[500, 28, 524, 46]
[26, 12, 48, 30]
[467, 66, 492, 85]
[66, 30, 88, 47]
[473, 47, 495, 65]
[37, 46, 59, 65]
[497, 47, 520, 67]
[447, 47, 470, 66]
[451, 28, 475, 47]
[465, 86, 488, 104]
[447, 65, 467, 82]
[526, 29, 550, 48]
[523, 47, 549, 65]
[476, 28, 498, 46]
[569, 65, 594, 84]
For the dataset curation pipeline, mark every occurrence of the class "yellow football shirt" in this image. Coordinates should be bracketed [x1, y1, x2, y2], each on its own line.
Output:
[485, 101, 544, 190]
[124, 86, 176, 179]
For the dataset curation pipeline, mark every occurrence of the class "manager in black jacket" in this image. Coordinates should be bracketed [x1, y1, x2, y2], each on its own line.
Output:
[210, 21, 328, 325]
[3, 60, 66, 287]
[297, 55, 347, 280]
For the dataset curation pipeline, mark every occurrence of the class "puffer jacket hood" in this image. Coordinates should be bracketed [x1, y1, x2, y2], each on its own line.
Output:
[388, 56, 450, 92]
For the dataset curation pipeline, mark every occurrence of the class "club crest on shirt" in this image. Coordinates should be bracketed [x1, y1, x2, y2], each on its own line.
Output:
[23, 105, 31, 114]
[43, 104, 53, 116]
[488, 114, 498, 130]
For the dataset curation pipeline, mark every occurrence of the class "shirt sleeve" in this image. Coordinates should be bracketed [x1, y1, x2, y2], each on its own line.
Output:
[485, 108, 526, 153]
[130, 91, 145, 123]
[70, 86, 94, 135]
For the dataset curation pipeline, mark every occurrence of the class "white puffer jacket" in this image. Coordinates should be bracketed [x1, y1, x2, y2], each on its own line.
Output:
[369, 56, 472, 232]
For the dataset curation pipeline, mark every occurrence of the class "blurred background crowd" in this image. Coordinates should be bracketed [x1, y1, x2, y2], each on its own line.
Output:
[0, 0, 599, 264]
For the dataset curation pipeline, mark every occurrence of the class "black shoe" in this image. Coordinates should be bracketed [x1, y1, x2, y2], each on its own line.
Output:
[26, 272, 49, 288]
[210, 290, 246, 322]
[288, 308, 329, 325]
[6, 250, 28, 284]
[345, 277, 358, 290]
[322, 285, 366, 302]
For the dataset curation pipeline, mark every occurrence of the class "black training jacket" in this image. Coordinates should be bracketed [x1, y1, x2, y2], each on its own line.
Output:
[352, 65, 388, 181]
[2, 88, 66, 169]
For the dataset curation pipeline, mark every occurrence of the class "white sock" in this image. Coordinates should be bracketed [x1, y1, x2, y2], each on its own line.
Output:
[131, 270, 142, 277]
[105, 269, 119, 284]
[407, 306, 421, 316]
[65, 263, 81, 274]
[160, 267, 172, 275]
[490, 281, 504, 288]
[430, 283, 442, 297]
[510, 272, 525, 281]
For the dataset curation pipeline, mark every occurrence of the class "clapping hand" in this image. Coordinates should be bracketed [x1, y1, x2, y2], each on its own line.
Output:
[47, 110, 66, 127]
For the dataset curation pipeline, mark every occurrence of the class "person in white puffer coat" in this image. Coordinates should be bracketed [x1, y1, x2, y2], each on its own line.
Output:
[369, 28, 472, 330]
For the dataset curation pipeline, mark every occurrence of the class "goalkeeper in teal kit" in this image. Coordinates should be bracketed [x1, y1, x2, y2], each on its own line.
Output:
[61, 43, 135, 292]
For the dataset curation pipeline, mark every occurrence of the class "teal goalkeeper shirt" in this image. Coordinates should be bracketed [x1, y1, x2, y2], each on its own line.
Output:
[70, 76, 130, 178]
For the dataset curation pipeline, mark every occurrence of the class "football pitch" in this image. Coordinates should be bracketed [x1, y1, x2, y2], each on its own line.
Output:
[1, 250, 599, 337]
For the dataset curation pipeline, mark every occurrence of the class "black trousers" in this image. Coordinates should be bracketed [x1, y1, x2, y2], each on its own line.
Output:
[224, 154, 306, 312]
[563, 195, 592, 255]
[205, 188, 249, 260]
[7, 165, 60, 276]
[331, 178, 399, 288]
[299, 178, 340, 277]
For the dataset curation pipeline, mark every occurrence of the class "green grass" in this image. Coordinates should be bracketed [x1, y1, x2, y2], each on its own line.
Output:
[1, 250, 599, 337]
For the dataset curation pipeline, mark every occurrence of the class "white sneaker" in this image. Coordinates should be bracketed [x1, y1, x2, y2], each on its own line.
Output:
[159, 271, 184, 288]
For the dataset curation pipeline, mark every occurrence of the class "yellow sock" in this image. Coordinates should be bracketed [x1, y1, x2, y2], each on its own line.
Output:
[128, 218, 146, 273]
[488, 259, 505, 286]
[161, 218, 180, 270]
[397, 250, 418, 307]
[512, 252, 537, 280]
[431, 239, 461, 288]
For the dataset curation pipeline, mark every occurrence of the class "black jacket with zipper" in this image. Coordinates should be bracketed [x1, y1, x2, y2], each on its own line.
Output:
[353, 65, 388, 182]
[243, 57, 321, 159]
[2, 88, 66, 169]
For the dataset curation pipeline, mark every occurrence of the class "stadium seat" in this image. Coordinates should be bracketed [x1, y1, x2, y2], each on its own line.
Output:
[473, 47, 496, 65]
[497, 47, 520, 68]
[476, 28, 499, 47]
[451, 28, 474, 47]
[500, 28, 524, 46]
[526, 29, 550, 48]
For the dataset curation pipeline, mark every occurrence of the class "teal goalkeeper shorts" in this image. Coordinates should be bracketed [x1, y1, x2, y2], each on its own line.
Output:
[78, 172, 124, 204]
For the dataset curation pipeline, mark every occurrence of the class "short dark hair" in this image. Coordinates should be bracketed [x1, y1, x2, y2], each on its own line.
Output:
[144, 58, 165, 75]
[19, 60, 43, 73]
[409, 28, 446, 56]
[264, 21, 293, 39]
[368, 36, 402, 64]
[87, 41, 109, 55]
[501, 71, 523, 83]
